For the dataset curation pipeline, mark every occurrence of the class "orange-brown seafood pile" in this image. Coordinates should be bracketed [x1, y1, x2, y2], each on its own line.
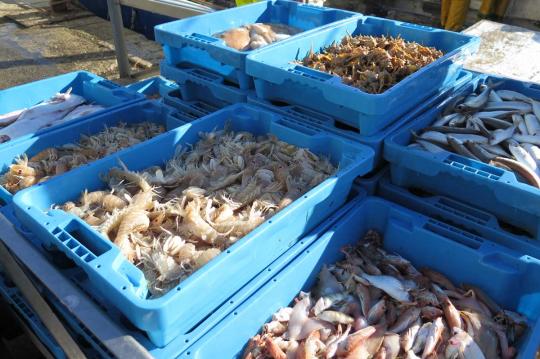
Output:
[59, 129, 336, 297]
[1, 122, 164, 194]
[301, 35, 443, 94]
[243, 231, 526, 359]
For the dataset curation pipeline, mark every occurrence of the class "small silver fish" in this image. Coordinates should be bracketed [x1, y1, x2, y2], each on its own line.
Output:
[465, 141, 497, 163]
[483, 101, 532, 113]
[433, 113, 464, 127]
[457, 85, 490, 111]
[524, 114, 540, 136]
[531, 100, 540, 120]
[512, 134, 540, 146]
[489, 126, 516, 145]
[475, 110, 518, 119]
[447, 136, 479, 160]
[496, 89, 531, 102]
[507, 141, 539, 175]
[512, 114, 529, 135]
[478, 116, 512, 129]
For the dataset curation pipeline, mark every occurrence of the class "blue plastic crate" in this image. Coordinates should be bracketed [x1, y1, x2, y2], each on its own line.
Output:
[0, 71, 144, 144]
[0, 271, 66, 359]
[126, 73, 234, 123]
[38, 190, 365, 358]
[376, 169, 540, 259]
[160, 61, 251, 106]
[384, 72, 540, 241]
[247, 69, 473, 167]
[12, 103, 375, 347]
[154, 0, 361, 89]
[0, 100, 183, 207]
[246, 16, 479, 135]
[125, 76, 179, 100]
[180, 196, 540, 359]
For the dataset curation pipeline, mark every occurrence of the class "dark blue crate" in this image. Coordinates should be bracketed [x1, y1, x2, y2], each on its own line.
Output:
[376, 168, 540, 259]
[180, 196, 540, 359]
[126, 74, 232, 123]
[154, 0, 361, 89]
[160, 61, 251, 106]
[247, 69, 473, 167]
[0, 71, 144, 144]
[384, 72, 540, 241]
[0, 100, 183, 207]
[0, 271, 65, 358]
[12, 103, 375, 347]
[246, 16, 479, 135]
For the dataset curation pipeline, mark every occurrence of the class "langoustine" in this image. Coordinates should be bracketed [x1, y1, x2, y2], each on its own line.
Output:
[242, 230, 527, 358]
[0, 122, 164, 193]
[58, 129, 336, 297]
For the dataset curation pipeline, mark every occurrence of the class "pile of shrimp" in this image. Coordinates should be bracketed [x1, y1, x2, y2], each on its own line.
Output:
[1, 122, 164, 193]
[58, 129, 337, 297]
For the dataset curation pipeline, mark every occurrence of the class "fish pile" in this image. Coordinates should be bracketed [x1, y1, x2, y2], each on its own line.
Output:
[1, 122, 164, 194]
[0, 90, 105, 143]
[243, 230, 526, 359]
[58, 129, 336, 296]
[214, 23, 301, 51]
[410, 82, 540, 188]
[301, 35, 443, 94]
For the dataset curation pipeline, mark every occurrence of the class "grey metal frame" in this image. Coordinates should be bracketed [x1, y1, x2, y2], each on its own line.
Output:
[105, 0, 214, 78]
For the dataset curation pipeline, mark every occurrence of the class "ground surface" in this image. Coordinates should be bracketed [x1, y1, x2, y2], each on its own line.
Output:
[0, 0, 161, 90]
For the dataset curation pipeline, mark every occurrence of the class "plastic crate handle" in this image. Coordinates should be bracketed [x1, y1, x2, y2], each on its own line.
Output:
[432, 196, 493, 226]
[96, 79, 120, 90]
[423, 219, 483, 250]
[48, 220, 147, 296]
[188, 68, 223, 83]
[287, 105, 334, 126]
[179, 33, 220, 50]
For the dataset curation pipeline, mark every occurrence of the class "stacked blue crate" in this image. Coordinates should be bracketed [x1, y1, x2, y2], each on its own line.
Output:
[384, 72, 540, 241]
[179, 195, 540, 359]
[11, 103, 375, 346]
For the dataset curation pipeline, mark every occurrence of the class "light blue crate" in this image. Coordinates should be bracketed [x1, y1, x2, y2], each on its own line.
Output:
[247, 69, 473, 167]
[384, 72, 540, 241]
[12, 103, 375, 347]
[0, 71, 144, 144]
[246, 16, 479, 135]
[154, 0, 361, 89]
[160, 61, 251, 106]
[39, 189, 365, 358]
[0, 100, 183, 207]
[125, 76, 179, 100]
[180, 196, 540, 359]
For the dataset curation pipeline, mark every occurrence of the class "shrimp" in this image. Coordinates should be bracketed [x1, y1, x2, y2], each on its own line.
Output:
[114, 209, 150, 262]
